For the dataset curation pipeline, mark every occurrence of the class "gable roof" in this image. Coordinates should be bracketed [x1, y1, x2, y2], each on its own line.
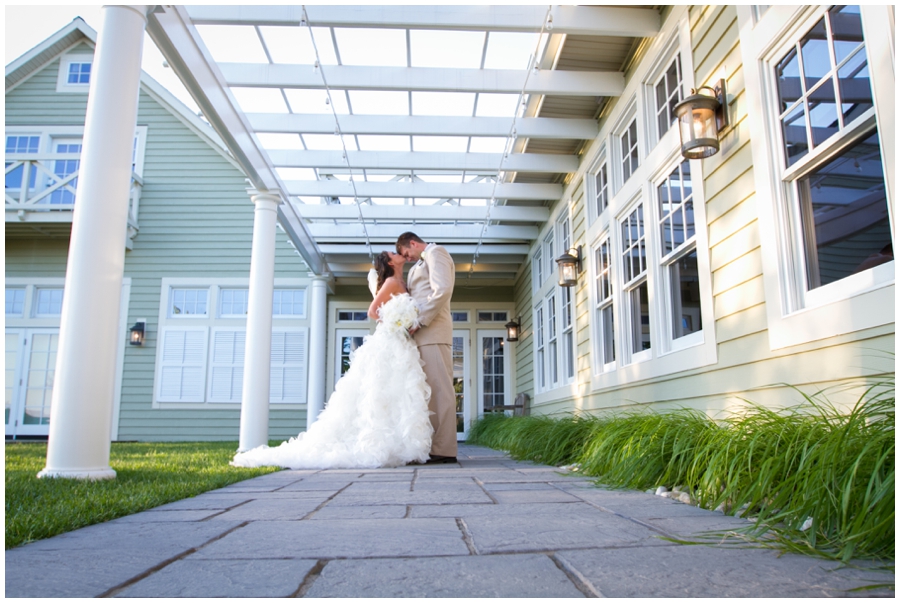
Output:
[5, 17, 235, 162]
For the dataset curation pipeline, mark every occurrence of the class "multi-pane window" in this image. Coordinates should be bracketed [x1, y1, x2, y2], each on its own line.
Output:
[338, 333, 365, 376]
[6, 288, 26, 316]
[557, 212, 575, 381]
[338, 310, 369, 322]
[655, 55, 683, 138]
[67, 62, 91, 85]
[272, 289, 305, 316]
[48, 140, 82, 205]
[543, 231, 555, 278]
[592, 161, 610, 219]
[477, 311, 508, 323]
[532, 248, 543, 290]
[621, 205, 651, 355]
[451, 311, 469, 322]
[170, 288, 209, 317]
[593, 239, 616, 368]
[620, 118, 639, 182]
[774, 5, 890, 291]
[5, 135, 40, 191]
[546, 292, 558, 386]
[218, 289, 249, 317]
[33, 288, 63, 317]
[535, 304, 546, 391]
[481, 336, 506, 411]
[658, 161, 702, 340]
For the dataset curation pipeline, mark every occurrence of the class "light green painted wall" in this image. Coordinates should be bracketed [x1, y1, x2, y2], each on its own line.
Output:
[5, 48, 310, 441]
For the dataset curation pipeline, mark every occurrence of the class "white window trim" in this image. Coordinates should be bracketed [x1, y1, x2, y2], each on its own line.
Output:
[589, 233, 618, 375]
[153, 277, 310, 408]
[56, 53, 93, 93]
[585, 147, 610, 226]
[738, 4, 895, 350]
[642, 26, 686, 150]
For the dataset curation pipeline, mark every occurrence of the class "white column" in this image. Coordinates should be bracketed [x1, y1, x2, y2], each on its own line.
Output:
[237, 191, 282, 452]
[305, 277, 328, 429]
[39, 6, 149, 480]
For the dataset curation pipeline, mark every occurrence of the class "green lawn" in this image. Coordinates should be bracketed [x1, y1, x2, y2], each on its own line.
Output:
[5, 441, 280, 550]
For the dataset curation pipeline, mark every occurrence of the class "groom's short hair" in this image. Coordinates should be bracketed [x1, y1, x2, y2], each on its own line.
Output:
[396, 232, 425, 251]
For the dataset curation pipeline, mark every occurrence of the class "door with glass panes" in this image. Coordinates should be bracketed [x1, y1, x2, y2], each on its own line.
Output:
[6, 329, 58, 437]
[451, 331, 470, 440]
[477, 330, 511, 416]
[335, 329, 369, 383]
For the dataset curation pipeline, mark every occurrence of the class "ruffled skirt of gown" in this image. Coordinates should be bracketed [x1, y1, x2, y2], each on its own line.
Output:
[231, 294, 433, 469]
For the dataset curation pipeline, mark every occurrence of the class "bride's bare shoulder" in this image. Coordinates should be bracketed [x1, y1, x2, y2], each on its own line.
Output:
[384, 276, 408, 294]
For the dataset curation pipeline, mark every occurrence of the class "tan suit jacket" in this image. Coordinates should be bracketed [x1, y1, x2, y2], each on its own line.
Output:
[406, 243, 455, 347]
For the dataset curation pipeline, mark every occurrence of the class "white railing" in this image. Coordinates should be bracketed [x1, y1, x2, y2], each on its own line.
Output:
[5, 154, 143, 242]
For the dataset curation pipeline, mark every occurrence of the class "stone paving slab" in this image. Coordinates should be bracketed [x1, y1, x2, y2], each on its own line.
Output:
[305, 554, 586, 598]
[555, 545, 895, 597]
[191, 518, 471, 559]
[5, 443, 894, 598]
[113, 558, 318, 598]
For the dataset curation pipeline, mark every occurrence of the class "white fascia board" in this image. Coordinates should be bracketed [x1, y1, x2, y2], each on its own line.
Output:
[247, 114, 598, 140]
[267, 150, 578, 173]
[220, 63, 624, 97]
[295, 204, 549, 222]
[318, 243, 531, 255]
[186, 5, 659, 37]
[309, 223, 538, 240]
[284, 180, 561, 200]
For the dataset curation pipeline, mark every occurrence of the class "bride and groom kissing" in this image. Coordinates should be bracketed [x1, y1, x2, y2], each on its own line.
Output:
[232, 232, 458, 469]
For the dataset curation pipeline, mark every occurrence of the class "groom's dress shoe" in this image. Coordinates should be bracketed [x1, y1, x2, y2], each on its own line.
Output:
[426, 454, 457, 464]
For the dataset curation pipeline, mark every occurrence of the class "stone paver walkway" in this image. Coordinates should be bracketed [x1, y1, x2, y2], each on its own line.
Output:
[6, 444, 894, 597]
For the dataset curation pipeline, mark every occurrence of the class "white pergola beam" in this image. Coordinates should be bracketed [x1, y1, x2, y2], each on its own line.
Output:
[221, 64, 624, 97]
[268, 150, 577, 173]
[295, 204, 548, 222]
[186, 5, 660, 38]
[310, 223, 538, 240]
[285, 180, 560, 200]
[146, 6, 324, 274]
[247, 114, 598, 139]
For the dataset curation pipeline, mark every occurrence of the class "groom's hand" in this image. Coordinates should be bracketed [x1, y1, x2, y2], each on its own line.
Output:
[408, 326, 419, 335]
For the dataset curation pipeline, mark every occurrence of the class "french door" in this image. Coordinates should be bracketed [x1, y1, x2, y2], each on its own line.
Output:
[452, 331, 470, 440]
[335, 329, 368, 383]
[477, 330, 511, 416]
[5, 328, 58, 438]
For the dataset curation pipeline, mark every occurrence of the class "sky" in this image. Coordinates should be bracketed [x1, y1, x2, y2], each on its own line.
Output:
[6, 5, 201, 113]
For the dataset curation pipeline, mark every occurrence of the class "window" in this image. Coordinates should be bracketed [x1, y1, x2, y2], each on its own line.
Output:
[655, 54, 683, 138]
[219, 289, 249, 317]
[47, 139, 82, 205]
[169, 288, 209, 317]
[207, 329, 245, 402]
[543, 231, 555, 279]
[158, 328, 208, 403]
[338, 310, 369, 322]
[739, 4, 893, 349]
[269, 331, 307, 403]
[451, 311, 469, 322]
[557, 212, 575, 381]
[33, 288, 63, 317]
[5, 135, 40, 192]
[6, 289, 25, 316]
[476, 311, 508, 323]
[546, 291, 558, 387]
[273, 289, 305, 317]
[534, 303, 546, 391]
[620, 118, 639, 182]
[591, 160, 610, 220]
[621, 204, 651, 357]
[67, 62, 91, 85]
[593, 239, 616, 370]
[532, 248, 543, 291]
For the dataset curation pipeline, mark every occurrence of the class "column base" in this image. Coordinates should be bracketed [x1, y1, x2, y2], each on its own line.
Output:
[37, 467, 117, 480]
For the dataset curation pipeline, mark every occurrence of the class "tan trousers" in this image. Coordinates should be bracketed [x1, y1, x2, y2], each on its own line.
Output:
[418, 343, 458, 458]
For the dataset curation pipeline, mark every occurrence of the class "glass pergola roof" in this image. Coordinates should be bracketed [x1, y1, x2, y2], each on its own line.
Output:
[146, 6, 659, 283]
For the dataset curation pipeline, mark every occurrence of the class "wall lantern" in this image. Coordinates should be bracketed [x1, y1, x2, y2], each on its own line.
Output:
[555, 246, 583, 288]
[505, 317, 521, 342]
[673, 79, 728, 159]
[129, 320, 145, 346]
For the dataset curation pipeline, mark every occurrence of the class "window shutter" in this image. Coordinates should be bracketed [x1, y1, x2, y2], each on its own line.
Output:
[270, 329, 307, 404]
[157, 328, 208, 402]
[208, 329, 245, 403]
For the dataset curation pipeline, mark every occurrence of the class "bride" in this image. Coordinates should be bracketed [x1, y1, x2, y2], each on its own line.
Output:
[231, 251, 433, 469]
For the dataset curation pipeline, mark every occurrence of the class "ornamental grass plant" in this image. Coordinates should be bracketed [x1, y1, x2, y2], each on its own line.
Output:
[468, 382, 894, 562]
[5, 441, 279, 550]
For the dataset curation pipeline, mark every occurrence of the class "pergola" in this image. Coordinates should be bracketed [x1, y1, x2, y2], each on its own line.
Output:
[39, 5, 660, 478]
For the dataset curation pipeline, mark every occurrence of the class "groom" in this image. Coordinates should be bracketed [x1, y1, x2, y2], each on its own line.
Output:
[396, 232, 458, 464]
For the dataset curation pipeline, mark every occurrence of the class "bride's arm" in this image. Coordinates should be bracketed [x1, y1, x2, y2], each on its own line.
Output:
[367, 277, 404, 320]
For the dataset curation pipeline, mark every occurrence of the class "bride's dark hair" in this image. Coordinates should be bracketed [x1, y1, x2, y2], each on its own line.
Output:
[373, 251, 395, 292]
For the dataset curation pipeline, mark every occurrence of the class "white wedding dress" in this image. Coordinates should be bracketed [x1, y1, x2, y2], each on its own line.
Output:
[231, 293, 433, 469]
